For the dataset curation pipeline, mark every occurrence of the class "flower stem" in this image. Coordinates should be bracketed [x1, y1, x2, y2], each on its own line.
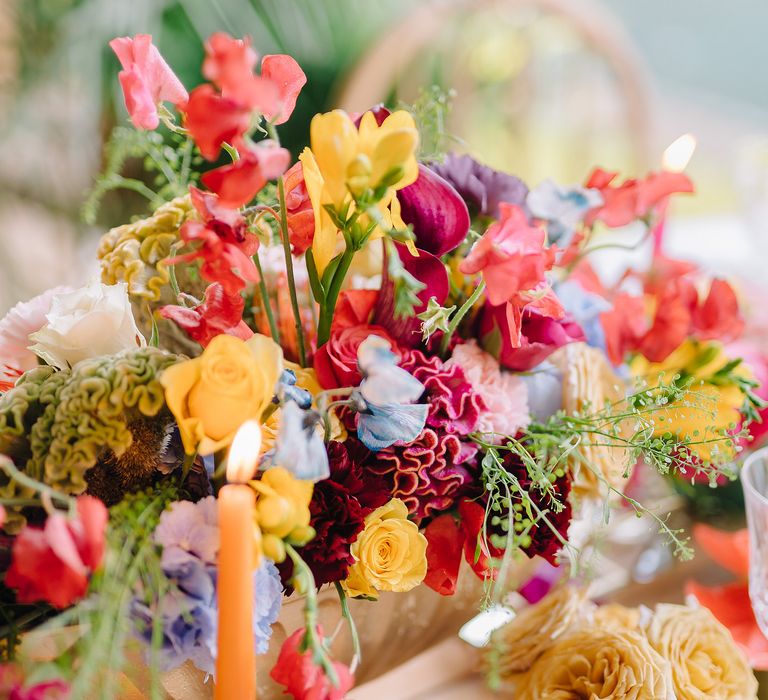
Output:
[253, 253, 281, 344]
[277, 176, 308, 366]
[0, 457, 73, 506]
[316, 246, 356, 347]
[439, 280, 486, 356]
[334, 582, 361, 673]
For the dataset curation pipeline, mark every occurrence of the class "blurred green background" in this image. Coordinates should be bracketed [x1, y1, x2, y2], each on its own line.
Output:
[1, 0, 767, 312]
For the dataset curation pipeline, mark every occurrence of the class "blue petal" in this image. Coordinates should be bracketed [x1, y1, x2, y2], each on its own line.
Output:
[357, 401, 429, 451]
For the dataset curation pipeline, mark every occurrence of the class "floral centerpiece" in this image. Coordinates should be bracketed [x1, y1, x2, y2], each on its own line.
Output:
[0, 32, 763, 700]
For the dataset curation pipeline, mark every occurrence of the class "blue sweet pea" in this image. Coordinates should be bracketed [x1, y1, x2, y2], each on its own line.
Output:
[555, 280, 610, 352]
[265, 401, 330, 481]
[520, 362, 564, 422]
[276, 368, 312, 408]
[352, 336, 428, 451]
[527, 179, 603, 244]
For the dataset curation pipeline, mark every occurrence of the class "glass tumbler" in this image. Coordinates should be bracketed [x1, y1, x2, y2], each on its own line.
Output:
[742, 446, 768, 637]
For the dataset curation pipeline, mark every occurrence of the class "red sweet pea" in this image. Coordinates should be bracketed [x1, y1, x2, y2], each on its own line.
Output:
[167, 187, 259, 295]
[201, 140, 290, 208]
[600, 293, 648, 366]
[183, 85, 251, 161]
[160, 282, 253, 347]
[585, 168, 694, 228]
[638, 277, 698, 362]
[110, 34, 188, 130]
[692, 278, 744, 342]
[6, 496, 107, 609]
[281, 162, 316, 255]
[270, 627, 354, 700]
[261, 54, 307, 125]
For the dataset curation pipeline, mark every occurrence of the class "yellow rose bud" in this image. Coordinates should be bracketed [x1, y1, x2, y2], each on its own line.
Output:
[342, 498, 427, 600]
[262, 533, 286, 564]
[160, 334, 283, 455]
[251, 467, 313, 548]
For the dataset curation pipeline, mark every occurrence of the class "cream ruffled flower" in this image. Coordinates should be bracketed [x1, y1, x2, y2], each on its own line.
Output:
[489, 586, 589, 677]
[447, 340, 530, 439]
[647, 604, 758, 700]
[592, 603, 643, 633]
[552, 342, 628, 498]
[516, 628, 675, 700]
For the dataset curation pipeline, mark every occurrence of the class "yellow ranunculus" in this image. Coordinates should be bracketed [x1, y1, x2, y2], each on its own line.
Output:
[299, 109, 419, 275]
[342, 498, 427, 599]
[160, 333, 283, 455]
[631, 340, 750, 462]
[251, 466, 314, 563]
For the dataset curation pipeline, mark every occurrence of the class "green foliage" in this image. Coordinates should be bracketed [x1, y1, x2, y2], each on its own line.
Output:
[401, 85, 460, 161]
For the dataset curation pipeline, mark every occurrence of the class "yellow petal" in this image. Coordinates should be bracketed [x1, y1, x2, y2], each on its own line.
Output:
[310, 110, 358, 207]
[160, 357, 204, 454]
[300, 147, 340, 276]
[371, 128, 419, 187]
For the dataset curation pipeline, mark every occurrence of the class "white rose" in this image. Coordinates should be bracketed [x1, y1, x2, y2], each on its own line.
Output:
[29, 281, 145, 369]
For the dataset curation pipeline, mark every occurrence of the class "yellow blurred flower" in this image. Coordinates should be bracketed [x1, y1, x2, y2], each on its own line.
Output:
[299, 109, 419, 274]
[631, 340, 750, 462]
[343, 498, 427, 599]
[160, 334, 283, 455]
[251, 466, 314, 563]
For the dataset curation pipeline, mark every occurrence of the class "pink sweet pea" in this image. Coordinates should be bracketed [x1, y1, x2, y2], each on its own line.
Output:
[261, 55, 307, 125]
[200, 140, 291, 208]
[183, 85, 252, 161]
[110, 34, 188, 130]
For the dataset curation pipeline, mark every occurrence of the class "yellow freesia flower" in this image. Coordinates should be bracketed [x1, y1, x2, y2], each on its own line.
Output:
[631, 340, 750, 461]
[299, 109, 419, 274]
[251, 466, 314, 563]
[342, 498, 427, 599]
[160, 334, 283, 455]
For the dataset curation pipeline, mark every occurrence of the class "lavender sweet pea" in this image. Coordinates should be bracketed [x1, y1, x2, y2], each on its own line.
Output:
[265, 401, 330, 481]
[527, 179, 603, 244]
[555, 280, 610, 351]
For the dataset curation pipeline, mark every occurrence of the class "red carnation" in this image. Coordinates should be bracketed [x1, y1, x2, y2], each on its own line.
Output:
[6, 496, 108, 609]
[270, 626, 354, 700]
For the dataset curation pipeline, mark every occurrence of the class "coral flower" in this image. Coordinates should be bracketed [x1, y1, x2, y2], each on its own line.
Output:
[6, 496, 108, 609]
[110, 34, 188, 130]
[281, 162, 316, 254]
[184, 85, 251, 161]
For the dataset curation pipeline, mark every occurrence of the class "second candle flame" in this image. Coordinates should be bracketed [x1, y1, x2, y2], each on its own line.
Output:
[662, 133, 697, 172]
[227, 420, 262, 484]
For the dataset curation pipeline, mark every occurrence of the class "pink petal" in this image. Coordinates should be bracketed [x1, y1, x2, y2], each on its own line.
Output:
[261, 54, 307, 125]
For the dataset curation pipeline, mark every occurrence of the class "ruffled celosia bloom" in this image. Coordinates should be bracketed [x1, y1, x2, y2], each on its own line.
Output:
[647, 604, 758, 700]
[526, 178, 603, 243]
[0, 285, 70, 390]
[342, 498, 427, 599]
[552, 342, 629, 498]
[6, 496, 107, 609]
[270, 626, 354, 700]
[515, 629, 675, 700]
[299, 109, 419, 274]
[28, 280, 145, 370]
[252, 467, 314, 563]
[160, 333, 283, 455]
[429, 153, 529, 220]
[446, 340, 530, 439]
[110, 34, 188, 130]
[280, 439, 390, 588]
[160, 281, 254, 347]
[489, 586, 589, 676]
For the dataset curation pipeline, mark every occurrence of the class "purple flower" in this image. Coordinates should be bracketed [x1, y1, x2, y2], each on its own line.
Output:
[154, 496, 218, 565]
[429, 153, 529, 220]
[527, 179, 603, 244]
[352, 336, 428, 451]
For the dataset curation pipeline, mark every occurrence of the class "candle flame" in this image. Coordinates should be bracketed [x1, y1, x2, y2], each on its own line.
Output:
[662, 133, 697, 172]
[227, 420, 262, 483]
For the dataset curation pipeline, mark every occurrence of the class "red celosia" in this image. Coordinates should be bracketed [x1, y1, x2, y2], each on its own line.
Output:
[110, 34, 188, 130]
[200, 140, 291, 208]
[183, 85, 251, 161]
[167, 187, 259, 295]
[270, 627, 354, 700]
[6, 496, 107, 609]
[313, 324, 399, 389]
[160, 282, 253, 347]
[585, 167, 694, 228]
[399, 349, 484, 436]
[367, 427, 478, 521]
[260, 54, 307, 125]
[281, 162, 316, 254]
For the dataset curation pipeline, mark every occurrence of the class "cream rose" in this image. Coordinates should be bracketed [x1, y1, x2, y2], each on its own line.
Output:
[342, 498, 427, 599]
[488, 585, 589, 677]
[516, 629, 675, 700]
[28, 280, 145, 370]
[592, 603, 643, 633]
[647, 604, 758, 700]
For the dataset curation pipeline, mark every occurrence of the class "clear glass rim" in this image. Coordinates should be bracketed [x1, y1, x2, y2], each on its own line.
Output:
[742, 445, 768, 507]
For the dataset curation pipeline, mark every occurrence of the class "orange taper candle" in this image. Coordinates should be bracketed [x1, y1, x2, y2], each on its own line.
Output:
[215, 420, 262, 700]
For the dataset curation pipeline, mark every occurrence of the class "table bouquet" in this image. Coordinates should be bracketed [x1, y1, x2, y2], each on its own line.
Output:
[0, 32, 762, 700]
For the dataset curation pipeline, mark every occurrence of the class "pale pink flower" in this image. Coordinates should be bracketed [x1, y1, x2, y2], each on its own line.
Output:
[110, 34, 188, 130]
[447, 340, 530, 440]
[0, 286, 70, 390]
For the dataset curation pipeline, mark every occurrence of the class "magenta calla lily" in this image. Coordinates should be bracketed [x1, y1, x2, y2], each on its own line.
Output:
[398, 165, 471, 257]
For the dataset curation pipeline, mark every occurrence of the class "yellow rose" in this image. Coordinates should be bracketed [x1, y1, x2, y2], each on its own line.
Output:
[646, 604, 758, 700]
[592, 603, 642, 633]
[160, 334, 282, 455]
[343, 498, 427, 599]
[516, 629, 675, 700]
[487, 586, 590, 678]
[251, 466, 314, 563]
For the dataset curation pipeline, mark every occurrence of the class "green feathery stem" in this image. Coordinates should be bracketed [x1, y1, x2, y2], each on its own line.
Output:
[440, 281, 486, 356]
[253, 252, 281, 344]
